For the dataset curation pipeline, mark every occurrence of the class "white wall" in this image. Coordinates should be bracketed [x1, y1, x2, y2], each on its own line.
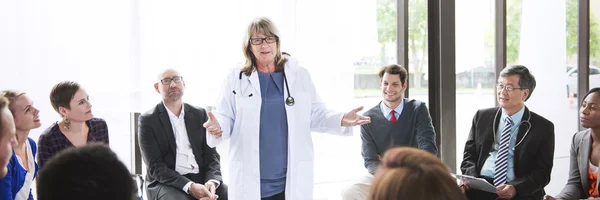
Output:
[0, 0, 134, 169]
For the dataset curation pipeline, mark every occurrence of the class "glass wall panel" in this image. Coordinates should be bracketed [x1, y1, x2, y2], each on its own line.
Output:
[455, 0, 496, 172]
[408, 0, 429, 103]
[589, 2, 600, 92]
[345, 0, 397, 198]
[507, 0, 577, 194]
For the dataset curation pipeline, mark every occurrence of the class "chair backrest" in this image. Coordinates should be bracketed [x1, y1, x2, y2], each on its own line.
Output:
[131, 174, 144, 200]
[131, 112, 143, 174]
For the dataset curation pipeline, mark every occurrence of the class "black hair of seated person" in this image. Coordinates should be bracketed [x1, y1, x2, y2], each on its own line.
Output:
[37, 143, 137, 200]
[583, 87, 600, 101]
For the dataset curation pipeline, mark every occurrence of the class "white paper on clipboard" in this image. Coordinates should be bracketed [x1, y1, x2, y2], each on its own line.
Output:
[451, 173, 497, 193]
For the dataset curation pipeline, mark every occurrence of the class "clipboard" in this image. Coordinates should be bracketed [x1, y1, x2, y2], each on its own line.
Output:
[451, 173, 497, 193]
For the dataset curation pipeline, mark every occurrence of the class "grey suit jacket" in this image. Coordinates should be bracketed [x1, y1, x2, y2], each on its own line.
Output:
[557, 129, 600, 200]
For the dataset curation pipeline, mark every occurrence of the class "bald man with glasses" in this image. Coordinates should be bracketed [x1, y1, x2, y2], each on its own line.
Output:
[138, 69, 227, 200]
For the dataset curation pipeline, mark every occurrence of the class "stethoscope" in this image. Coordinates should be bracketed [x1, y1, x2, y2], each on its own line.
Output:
[492, 107, 532, 151]
[231, 69, 295, 106]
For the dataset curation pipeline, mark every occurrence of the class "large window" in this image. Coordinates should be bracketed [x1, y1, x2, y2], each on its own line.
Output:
[408, 0, 429, 104]
[345, 0, 398, 198]
[507, 0, 577, 194]
[455, 0, 496, 172]
[589, 1, 600, 93]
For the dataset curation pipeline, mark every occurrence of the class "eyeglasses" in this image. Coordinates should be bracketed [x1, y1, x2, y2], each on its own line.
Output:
[160, 76, 183, 85]
[249, 36, 277, 45]
[496, 84, 525, 91]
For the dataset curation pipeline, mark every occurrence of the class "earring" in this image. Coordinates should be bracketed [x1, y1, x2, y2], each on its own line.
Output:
[64, 117, 71, 130]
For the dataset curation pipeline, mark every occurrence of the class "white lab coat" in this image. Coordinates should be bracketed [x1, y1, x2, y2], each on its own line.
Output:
[207, 57, 352, 200]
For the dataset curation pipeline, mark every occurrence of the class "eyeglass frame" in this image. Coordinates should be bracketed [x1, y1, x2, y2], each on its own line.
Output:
[249, 36, 277, 45]
[496, 83, 526, 91]
[160, 76, 184, 85]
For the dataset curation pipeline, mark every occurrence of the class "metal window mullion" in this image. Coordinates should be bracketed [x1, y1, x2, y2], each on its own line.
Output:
[495, 0, 506, 107]
[398, 0, 409, 97]
[577, 0, 590, 131]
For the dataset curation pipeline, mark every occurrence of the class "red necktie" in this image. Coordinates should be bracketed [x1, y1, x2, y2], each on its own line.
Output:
[390, 110, 397, 124]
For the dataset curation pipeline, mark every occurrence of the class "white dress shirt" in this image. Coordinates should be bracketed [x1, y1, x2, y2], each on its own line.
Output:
[165, 104, 199, 175]
[164, 104, 219, 193]
[15, 139, 35, 200]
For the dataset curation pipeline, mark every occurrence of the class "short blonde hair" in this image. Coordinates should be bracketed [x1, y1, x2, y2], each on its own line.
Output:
[0, 96, 9, 135]
[241, 17, 288, 76]
[369, 147, 466, 200]
[1, 90, 25, 114]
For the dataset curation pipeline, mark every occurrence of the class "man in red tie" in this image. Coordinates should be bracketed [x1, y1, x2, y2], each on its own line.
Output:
[341, 64, 438, 200]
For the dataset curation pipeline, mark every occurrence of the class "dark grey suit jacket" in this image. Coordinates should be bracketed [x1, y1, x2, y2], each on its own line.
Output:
[138, 103, 222, 197]
[360, 99, 438, 175]
[461, 106, 555, 200]
[556, 129, 600, 200]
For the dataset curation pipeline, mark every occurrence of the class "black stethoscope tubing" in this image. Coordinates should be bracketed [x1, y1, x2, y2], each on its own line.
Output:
[492, 107, 532, 151]
[233, 70, 295, 106]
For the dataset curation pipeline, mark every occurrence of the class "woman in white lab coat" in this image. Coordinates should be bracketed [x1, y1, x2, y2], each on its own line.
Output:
[203, 17, 371, 200]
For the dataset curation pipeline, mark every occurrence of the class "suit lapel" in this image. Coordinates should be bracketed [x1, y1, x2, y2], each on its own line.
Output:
[183, 104, 202, 156]
[581, 130, 592, 193]
[158, 103, 177, 155]
[481, 108, 502, 168]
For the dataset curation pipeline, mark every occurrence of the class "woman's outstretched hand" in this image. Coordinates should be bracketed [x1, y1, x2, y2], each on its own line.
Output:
[341, 106, 371, 126]
[204, 112, 223, 137]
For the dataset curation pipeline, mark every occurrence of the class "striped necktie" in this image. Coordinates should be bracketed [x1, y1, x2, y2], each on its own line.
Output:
[494, 115, 513, 186]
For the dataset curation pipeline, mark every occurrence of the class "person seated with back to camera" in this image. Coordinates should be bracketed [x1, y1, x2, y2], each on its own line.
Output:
[36, 144, 137, 200]
[369, 147, 465, 200]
